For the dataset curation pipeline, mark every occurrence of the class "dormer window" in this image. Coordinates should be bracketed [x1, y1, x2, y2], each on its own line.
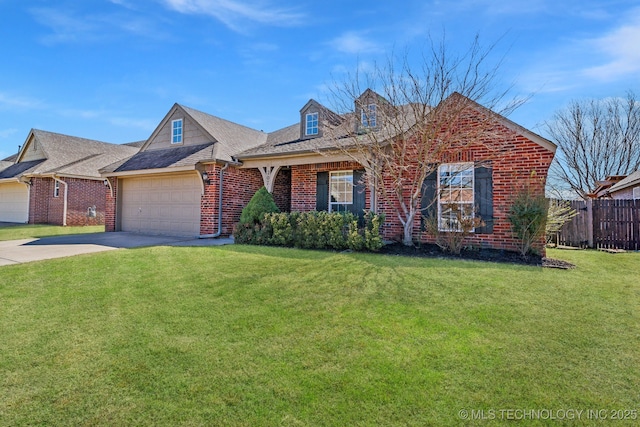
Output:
[361, 104, 377, 128]
[305, 112, 319, 136]
[172, 119, 183, 144]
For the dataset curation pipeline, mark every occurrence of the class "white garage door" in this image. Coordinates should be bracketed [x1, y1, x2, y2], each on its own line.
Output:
[0, 182, 29, 223]
[120, 174, 201, 236]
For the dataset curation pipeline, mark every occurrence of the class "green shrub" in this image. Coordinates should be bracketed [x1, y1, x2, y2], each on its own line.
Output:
[239, 186, 279, 225]
[508, 189, 548, 256]
[235, 207, 384, 252]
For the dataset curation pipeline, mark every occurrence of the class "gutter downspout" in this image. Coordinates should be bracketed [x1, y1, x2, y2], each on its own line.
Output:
[52, 176, 68, 226]
[199, 162, 229, 239]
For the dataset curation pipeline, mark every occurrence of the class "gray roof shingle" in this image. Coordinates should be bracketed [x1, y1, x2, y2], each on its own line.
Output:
[112, 142, 215, 172]
[16, 130, 139, 178]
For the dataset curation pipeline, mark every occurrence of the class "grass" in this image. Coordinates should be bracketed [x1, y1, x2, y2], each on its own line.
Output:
[0, 224, 104, 241]
[0, 246, 638, 426]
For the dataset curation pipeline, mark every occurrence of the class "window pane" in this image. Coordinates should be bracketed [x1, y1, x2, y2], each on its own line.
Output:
[329, 171, 353, 211]
[437, 162, 474, 231]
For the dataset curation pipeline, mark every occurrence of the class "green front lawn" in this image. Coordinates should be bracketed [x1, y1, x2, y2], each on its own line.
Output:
[1, 247, 638, 426]
[0, 224, 104, 241]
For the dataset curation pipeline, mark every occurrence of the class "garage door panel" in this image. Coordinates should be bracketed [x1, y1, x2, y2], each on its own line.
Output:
[0, 182, 29, 223]
[120, 174, 201, 236]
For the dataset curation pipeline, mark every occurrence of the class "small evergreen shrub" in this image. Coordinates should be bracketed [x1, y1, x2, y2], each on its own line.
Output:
[508, 188, 548, 256]
[234, 187, 279, 244]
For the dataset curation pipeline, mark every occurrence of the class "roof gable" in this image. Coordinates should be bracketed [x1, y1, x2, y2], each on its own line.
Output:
[11, 129, 138, 179]
[140, 104, 267, 163]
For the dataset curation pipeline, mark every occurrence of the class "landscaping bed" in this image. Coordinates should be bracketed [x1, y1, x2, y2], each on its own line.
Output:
[379, 242, 575, 268]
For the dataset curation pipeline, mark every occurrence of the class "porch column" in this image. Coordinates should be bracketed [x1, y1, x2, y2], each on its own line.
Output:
[258, 166, 281, 193]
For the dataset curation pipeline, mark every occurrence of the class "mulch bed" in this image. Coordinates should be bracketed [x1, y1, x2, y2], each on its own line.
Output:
[378, 242, 575, 269]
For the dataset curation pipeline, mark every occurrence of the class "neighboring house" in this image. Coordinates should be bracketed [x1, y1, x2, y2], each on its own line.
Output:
[588, 175, 627, 199]
[0, 129, 138, 225]
[605, 170, 640, 199]
[103, 91, 556, 254]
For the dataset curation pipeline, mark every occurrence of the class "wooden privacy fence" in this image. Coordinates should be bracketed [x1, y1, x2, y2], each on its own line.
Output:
[554, 199, 640, 250]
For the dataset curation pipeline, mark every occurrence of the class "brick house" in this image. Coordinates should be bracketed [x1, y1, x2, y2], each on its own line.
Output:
[0, 129, 138, 225]
[103, 91, 556, 253]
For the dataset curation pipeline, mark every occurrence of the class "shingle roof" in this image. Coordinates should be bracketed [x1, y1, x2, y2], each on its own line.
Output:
[110, 142, 215, 172]
[609, 170, 640, 193]
[17, 130, 139, 178]
[236, 104, 419, 159]
[179, 105, 267, 162]
[0, 159, 46, 179]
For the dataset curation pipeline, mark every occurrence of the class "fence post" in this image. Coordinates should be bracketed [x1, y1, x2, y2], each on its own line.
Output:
[587, 199, 594, 248]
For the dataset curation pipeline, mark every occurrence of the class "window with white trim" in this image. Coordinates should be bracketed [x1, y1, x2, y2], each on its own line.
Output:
[329, 170, 353, 212]
[54, 181, 60, 198]
[305, 112, 318, 136]
[172, 119, 183, 144]
[361, 104, 377, 128]
[438, 162, 474, 231]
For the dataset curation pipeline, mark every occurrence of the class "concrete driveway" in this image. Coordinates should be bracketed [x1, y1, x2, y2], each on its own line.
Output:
[0, 232, 233, 266]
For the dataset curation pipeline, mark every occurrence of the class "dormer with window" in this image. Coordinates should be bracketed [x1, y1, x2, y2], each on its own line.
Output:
[300, 100, 324, 140]
[355, 89, 389, 134]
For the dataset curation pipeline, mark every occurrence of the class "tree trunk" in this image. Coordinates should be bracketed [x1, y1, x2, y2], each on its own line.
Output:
[402, 210, 416, 246]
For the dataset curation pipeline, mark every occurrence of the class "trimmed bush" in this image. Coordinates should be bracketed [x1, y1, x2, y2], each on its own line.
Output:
[236, 210, 384, 252]
[239, 186, 279, 224]
[235, 187, 280, 244]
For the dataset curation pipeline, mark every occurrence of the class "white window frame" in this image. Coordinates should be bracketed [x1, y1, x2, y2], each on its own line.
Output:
[633, 186, 640, 200]
[305, 112, 319, 136]
[171, 119, 183, 144]
[329, 170, 354, 213]
[54, 180, 60, 198]
[437, 162, 475, 232]
[361, 104, 377, 128]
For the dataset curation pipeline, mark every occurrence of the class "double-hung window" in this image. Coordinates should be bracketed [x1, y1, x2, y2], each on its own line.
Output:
[306, 112, 318, 136]
[438, 162, 474, 231]
[329, 171, 353, 212]
[172, 119, 183, 144]
[361, 104, 377, 128]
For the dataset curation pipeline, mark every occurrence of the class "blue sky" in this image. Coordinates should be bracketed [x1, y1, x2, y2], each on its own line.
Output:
[1, 0, 639, 159]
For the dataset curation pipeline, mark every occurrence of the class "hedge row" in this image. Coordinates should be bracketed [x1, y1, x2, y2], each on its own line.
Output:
[234, 211, 384, 252]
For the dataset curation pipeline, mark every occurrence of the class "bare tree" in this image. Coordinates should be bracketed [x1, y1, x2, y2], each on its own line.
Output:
[546, 92, 640, 199]
[322, 34, 522, 246]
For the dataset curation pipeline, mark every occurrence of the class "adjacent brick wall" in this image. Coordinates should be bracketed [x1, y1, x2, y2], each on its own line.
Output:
[105, 177, 118, 232]
[273, 168, 291, 212]
[28, 177, 51, 224]
[28, 177, 107, 226]
[200, 165, 263, 236]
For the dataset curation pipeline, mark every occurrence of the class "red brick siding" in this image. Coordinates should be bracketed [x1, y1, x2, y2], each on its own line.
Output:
[290, 161, 370, 212]
[200, 165, 263, 236]
[28, 177, 106, 226]
[105, 177, 118, 232]
[273, 168, 291, 212]
[287, 124, 553, 254]
[28, 177, 52, 224]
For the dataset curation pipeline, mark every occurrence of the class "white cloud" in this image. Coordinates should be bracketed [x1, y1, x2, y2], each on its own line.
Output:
[0, 93, 45, 110]
[583, 10, 640, 80]
[30, 7, 166, 45]
[330, 31, 382, 55]
[160, 0, 305, 32]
